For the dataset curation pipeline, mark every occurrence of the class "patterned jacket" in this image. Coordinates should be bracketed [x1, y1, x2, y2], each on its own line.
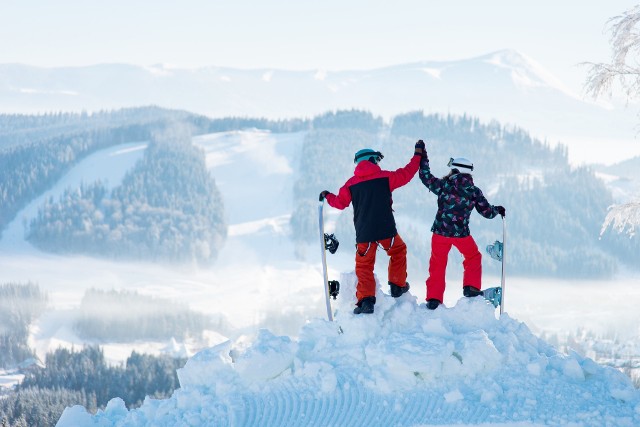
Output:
[326, 155, 420, 243]
[419, 155, 498, 237]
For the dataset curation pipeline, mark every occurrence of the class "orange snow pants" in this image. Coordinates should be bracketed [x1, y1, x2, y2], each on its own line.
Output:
[355, 234, 407, 303]
[426, 233, 482, 303]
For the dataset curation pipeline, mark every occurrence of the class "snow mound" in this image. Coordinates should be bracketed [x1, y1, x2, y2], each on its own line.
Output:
[57, 273, 640, 426]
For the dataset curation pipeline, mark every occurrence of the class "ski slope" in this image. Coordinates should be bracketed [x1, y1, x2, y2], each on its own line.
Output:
[0, 142, 147, 254]
[57, 274, 640, 426]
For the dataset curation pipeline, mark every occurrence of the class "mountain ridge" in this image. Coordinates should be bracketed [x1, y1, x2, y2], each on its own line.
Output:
[1, 49, 637, 164]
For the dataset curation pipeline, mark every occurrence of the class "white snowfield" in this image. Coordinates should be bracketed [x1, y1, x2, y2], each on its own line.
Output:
[57, 273, 640, 427]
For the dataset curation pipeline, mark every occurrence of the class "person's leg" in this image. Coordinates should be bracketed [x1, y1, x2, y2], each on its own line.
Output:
[355, 241, 377, 303]
[453, 235, 482, 291]
[379, 234, 408, 296]
[426, 233, 453, 303]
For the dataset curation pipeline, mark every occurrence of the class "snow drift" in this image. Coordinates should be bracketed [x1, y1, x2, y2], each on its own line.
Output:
[57, 273, 640, 426]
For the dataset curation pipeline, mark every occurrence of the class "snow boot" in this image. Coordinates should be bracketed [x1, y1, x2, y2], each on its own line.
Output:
[426, 299, 440, 310]
[463, 286, 484, 297]
[389, 281, 410, 298]
[353, 296, 376, 314]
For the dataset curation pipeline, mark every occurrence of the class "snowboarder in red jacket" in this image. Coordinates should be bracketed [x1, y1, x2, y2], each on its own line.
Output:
[418, 147, 505, 310]
[319, 141, 424, 314]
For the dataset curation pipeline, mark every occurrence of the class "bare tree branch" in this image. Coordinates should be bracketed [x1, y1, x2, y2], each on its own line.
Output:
[584, 5, 640, 100]
[585, 6, 640, 238]
[601, 201, 640, 237]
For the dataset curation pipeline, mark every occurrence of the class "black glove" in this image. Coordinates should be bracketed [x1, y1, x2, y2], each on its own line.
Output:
[414, 139, 425, 156]
[496, 206, 505, 217]
[319, 190, 330, 202]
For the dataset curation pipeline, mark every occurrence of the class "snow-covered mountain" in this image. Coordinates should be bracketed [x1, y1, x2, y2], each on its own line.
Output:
[57, 274, 640, 426]
[1, 50, 637, 164]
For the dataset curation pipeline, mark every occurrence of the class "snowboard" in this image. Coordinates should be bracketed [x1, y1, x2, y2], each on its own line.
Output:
[484, 217, 506, 314]
[318, 200, 340, 321]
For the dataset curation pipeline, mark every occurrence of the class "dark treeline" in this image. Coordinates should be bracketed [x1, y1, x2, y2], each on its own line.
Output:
[0, 124, 149, 234]
[0, 107, 375, 150]
[26, 126, 227, 264]
[0, 283, 211, 426]
[74, 289, 211, 342]
[0, 107, 373, 244]
[194, 108, 382, 134]
[0, 107, 204, 149]
[0, 283, 47, 369]
[0, 346, 186, 427]
[0, 282, 191, 427]
[0, 106, 211, 237]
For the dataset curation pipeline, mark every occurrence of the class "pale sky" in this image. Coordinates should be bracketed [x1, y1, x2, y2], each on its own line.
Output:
[0, 0, 637, 93]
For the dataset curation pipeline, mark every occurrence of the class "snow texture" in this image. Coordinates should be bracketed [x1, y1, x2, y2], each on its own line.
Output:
[57, 273, 640, 427]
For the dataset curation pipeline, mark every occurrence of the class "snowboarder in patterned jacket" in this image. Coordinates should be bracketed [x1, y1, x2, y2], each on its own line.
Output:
[319, 140, 424, 315]
[418, 144, 505, 310]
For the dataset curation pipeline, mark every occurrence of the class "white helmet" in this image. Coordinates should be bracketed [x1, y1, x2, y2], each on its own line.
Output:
[447, 157, 474, 174]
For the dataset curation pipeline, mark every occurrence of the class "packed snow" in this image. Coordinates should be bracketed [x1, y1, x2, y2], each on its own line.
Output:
[57, 273, 640, 426]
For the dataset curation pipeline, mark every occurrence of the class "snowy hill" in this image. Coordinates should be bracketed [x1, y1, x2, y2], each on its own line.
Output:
[57, 273, 640, 426]
[1, 50, 638, 164]
[594, 156, 640, 203]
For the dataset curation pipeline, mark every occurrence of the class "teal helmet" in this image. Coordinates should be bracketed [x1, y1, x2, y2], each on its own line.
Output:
[354, 148, 384, 164]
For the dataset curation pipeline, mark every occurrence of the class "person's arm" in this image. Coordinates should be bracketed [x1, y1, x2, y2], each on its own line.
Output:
[388, 140, 423, 191]
[474, 188, 502, 219]
[418, 148, 444, 195]
[320, 182, 352, 210]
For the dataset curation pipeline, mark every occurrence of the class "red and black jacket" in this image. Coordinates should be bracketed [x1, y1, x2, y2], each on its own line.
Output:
[326, 155, 420, 243]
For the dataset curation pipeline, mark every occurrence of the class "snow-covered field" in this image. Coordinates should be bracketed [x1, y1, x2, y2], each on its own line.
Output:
[1, 130, 639, 425]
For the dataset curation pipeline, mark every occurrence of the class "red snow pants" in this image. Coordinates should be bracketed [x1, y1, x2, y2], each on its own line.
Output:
[355, 234, 407, 303]
[425, 233, 482, 303]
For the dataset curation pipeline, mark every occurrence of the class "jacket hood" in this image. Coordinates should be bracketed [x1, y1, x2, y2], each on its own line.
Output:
[449, 173, 475, 188]
[354, 160, 381, 177]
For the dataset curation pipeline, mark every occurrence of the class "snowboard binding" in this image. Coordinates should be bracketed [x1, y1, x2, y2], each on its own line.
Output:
[328, 280, 340, 299]
[486, 240, 503, 262]
[483, 286, 502, 308]
[324, 233, 339, 254]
